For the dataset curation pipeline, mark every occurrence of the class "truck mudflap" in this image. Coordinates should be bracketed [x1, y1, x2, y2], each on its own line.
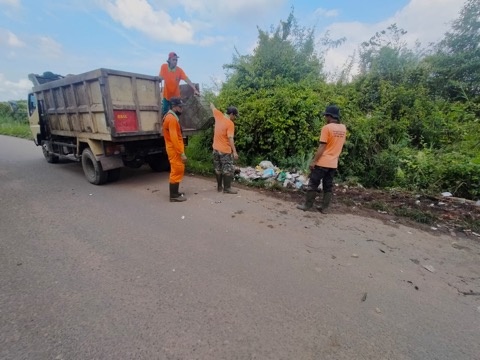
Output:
[98, 155, 123, 171]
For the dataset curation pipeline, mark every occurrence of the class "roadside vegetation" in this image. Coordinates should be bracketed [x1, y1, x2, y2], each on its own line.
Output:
[1, 0, 478, 231]
[0, 101, 31, 139]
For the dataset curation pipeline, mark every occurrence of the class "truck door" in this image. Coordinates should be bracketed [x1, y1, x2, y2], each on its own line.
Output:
[28, 93, 48, 145]
[28, 93, 41, 144]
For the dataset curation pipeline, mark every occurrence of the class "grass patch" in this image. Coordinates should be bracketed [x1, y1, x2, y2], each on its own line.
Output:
[393, 207, 437, 225]
[0, 116, 32, 139]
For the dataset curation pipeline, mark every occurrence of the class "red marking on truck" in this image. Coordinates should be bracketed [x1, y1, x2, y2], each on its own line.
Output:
[114, 110, 138, 132]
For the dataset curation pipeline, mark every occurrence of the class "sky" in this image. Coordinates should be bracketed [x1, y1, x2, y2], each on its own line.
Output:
[0, 0, 466, 101]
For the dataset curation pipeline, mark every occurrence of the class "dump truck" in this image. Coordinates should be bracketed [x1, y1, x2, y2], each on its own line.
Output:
[27, 68, 210, 184]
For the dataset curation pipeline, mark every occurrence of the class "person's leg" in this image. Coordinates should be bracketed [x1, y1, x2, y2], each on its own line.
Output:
[162, 98, 171, 117]
[221, 152, 237, 194]
[213, 150, 223, 192]
[168, 152, 186, 202]
[297, 166, 324, 211]
[317, 168, 336, 213]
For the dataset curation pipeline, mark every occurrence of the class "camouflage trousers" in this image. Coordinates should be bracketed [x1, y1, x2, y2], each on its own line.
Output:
[213, 150, 235, 176]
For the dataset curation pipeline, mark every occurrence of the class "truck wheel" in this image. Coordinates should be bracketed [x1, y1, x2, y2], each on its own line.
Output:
[107, 168, 121, 182]
[82, 148, 108, 185]
[42, 144, 59, 163]
[147, 153, 170, 172]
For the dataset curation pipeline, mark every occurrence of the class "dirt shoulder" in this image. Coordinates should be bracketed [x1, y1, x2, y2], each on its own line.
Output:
[236, 181, 480, 239]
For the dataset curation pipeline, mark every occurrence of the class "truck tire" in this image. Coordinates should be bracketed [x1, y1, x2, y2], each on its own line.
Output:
[42, 143, 59, 163]
[82, 148, 108, 185]
[107, 168, 121, 182]
[147, 153, 170, 172]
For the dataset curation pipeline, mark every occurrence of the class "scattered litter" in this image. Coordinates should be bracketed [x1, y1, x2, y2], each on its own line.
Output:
[441, 192, 452, 197]
[181, 216, 185, 220]
[351, 253, 359, 258]
[172, 269, 175, 272]
[377, 210, 387, 214]
[430, 227, 438, 231]
[472, 232, 480, 238]
[415, 200, 420, 205]
[375, 308, 382, 314]
[423, 265, 435, 273]
[379, 249, 385, 253]
[89, 194, 93, 196]
[361, 292, 367, 302]
[476, 200, 480, 207]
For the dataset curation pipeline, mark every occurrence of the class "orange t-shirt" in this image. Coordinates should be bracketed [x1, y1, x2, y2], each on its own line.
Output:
[315, 122, 347, 168]
[212, 108, 235, 154]
[159, 64, 188, 101]
[162, 111, 185, 155]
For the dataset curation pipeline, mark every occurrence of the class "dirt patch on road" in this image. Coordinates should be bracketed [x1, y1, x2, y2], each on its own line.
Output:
[249, 183, 480, 239]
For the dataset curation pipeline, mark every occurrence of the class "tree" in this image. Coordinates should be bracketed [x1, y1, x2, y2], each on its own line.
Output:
[426, 0, 480, 102]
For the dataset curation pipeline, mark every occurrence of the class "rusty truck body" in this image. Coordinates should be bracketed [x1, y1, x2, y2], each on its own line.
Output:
[27, 68, 208, 184]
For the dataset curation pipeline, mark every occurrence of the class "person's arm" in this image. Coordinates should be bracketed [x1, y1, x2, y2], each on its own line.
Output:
[185, 78, 200, 96]
[310, 142, 326, 170]
[168, 121, 186, 163]
[228, 136, 238, 161]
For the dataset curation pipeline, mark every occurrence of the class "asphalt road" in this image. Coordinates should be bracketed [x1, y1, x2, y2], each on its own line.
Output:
[1, 135, 479, 360]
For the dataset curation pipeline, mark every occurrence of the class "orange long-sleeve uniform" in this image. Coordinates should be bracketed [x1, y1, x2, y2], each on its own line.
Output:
[162, 110, 185, 183]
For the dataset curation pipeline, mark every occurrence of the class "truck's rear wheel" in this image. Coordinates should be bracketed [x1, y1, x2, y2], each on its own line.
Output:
[42, 143, 59, 163]
[82, 148, 107, 185]
[147, 153, 170, 172]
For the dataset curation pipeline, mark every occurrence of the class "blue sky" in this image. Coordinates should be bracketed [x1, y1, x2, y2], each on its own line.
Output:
[0, 0, 465, 101]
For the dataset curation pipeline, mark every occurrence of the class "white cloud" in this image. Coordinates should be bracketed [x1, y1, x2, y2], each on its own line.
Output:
[179, 0, 285, 20]
[0, 73, 32, 101]
[322, 0, 465, 76]
[313, 7, 339, 18]
[0, 29, 25, 47]
[7, 30, 25, 47]
[0, 0, 20, 6]
[101, 0, 196, 43]
[37, 36, 63, 58]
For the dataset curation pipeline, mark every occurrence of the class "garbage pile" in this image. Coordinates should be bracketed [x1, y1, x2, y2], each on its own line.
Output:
[236, 160, 309, 190]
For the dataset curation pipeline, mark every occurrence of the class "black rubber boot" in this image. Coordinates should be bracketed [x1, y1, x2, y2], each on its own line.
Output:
[223, 175, 238, 194]
[316, 192, 332, 213]
[216, 173, 223, 192]
[297, 191, 316, 211]
[169, 183, 187, 202]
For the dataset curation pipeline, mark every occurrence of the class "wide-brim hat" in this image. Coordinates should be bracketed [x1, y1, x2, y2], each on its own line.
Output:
[323, 105, 340, 119]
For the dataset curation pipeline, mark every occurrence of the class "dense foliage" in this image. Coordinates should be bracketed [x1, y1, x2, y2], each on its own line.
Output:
[198, 1, 479, 199]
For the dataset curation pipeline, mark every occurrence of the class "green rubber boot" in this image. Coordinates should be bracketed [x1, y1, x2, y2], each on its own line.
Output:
[223, 175, 238, 194]
[297, 191, 316, 211]
[316, 192, 332, 213]
[216, 173, 223, 192]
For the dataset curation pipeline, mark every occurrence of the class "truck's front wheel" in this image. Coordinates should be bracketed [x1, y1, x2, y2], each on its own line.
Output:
[82, 148, 108, 185]
[42, 142, 59, 163]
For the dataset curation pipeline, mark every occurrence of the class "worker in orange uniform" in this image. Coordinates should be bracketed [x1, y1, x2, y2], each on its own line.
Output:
[163, 97, 188, 202]
[297, 105, 347, 213]
[210, 102, 239, 194]
[158, 51, 200, 116]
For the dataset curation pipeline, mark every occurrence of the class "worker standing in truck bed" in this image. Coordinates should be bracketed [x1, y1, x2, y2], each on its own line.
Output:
[158, 51, 200, 116]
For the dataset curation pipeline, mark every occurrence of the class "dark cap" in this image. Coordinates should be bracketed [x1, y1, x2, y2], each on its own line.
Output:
[323, 105, 340, 120]
[170, 97, 185, 107]
[226, 106, 239, 117]
[168, 52, 179, 59]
